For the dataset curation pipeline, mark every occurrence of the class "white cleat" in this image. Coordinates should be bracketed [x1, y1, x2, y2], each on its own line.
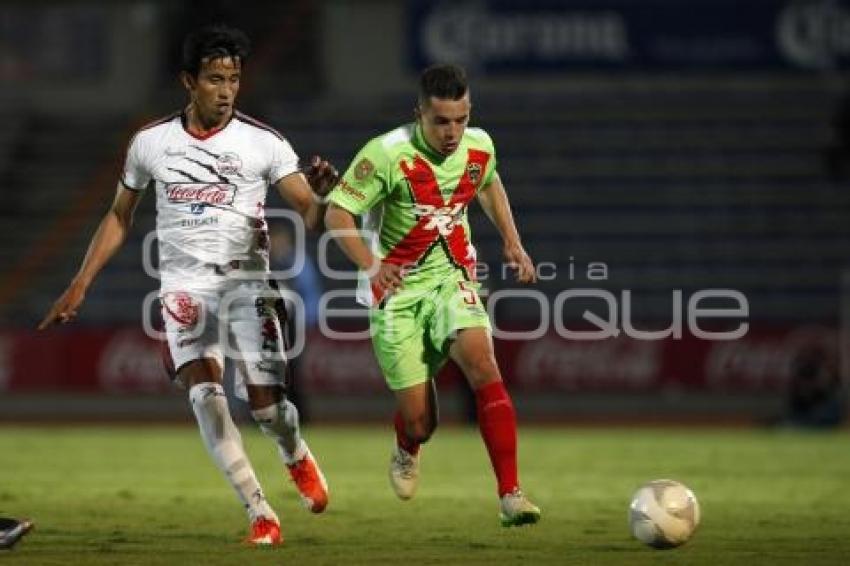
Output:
[389, 446, 420, 500]
[499, 488, 542, 527]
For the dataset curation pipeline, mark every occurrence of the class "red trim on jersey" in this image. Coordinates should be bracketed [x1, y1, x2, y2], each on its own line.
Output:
[181, 110, 234, 140]
[374, 149, 490, 304]
[184, 126, 225, 141]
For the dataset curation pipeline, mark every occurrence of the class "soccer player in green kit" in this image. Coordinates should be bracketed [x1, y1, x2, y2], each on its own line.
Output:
[325, 64, 541, 526]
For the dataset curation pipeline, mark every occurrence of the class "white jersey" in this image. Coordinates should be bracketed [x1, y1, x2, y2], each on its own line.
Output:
[121, 110, 299, 291]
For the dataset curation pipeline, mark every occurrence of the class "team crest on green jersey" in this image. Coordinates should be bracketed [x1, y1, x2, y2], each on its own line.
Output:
[354, 157, 375, 181]
[467, 162, 482, 185]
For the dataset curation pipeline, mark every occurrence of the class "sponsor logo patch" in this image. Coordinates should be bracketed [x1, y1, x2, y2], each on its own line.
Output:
[413, 202, 465, 236]
[216, 152, 242, 175]
[162, 292, 200, 328]
[353, 157, 375, 181]
[165, 146, 186, 157]
[180, 216, 219, 228]
[338, 179, 366, 201]
[467, 162, 482, 185]
[166, 183, 236, 207]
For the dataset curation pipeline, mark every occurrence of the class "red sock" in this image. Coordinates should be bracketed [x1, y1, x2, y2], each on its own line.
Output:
[475, 380, 519, 497]
[394, 411, 420, 456]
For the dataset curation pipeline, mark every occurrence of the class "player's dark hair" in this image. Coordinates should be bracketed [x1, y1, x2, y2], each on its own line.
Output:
[418, 64, 468, 105]
[181, 24, 250, 77]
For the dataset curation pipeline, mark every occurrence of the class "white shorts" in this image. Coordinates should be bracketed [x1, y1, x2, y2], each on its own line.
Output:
[160, 278, 288, 400]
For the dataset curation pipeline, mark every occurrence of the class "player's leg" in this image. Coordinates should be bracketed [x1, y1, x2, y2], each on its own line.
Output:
[371, 294, 436, 500]
[447, 328, 516, 492]
[247, 385, 300, 458]
[229, 283, 327, 513]
[448, 328, 541, 526]
[162, 290, 280, 544]
[245, 383, 328, 513]
[179, 359, 281, 543]
[394, 378, 439, 455]
[433, 278, 540, 526]
[389, 379, 438, 499]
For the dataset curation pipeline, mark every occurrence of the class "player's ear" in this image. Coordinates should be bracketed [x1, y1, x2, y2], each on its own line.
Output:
[180, 71, 196, 93]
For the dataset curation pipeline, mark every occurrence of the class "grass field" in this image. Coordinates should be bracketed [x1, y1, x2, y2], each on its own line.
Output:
[1, 424, 849, 565]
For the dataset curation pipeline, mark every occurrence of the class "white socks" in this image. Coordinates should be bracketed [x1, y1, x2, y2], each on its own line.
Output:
[252, 398, 306, 466]
[189, 382, 277, 523]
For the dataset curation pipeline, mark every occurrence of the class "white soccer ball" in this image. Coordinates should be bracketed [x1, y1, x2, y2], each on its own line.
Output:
[628, 479, 700, 548]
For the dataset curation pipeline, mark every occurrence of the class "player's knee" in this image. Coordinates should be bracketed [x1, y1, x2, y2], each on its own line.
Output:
[246, 384, 284, 411]
[463, 354, 501, 387]
[177, 358, 223, 389]
[251, 397, 298, 432]
[251, 404, 279, 427]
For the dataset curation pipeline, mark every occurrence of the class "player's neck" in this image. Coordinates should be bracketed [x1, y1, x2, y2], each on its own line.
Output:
[413, 122, 448, 163]
[184, 105, 232, 138]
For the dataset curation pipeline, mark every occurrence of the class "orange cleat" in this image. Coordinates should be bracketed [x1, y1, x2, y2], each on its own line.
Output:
[287, 445, 329, 513]
[245, 517, 282, 546]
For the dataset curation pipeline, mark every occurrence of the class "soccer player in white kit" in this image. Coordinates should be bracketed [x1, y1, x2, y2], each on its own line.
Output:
[39, 25, 336, 546]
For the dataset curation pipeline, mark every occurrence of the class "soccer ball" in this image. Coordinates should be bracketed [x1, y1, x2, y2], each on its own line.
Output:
[628, 479, 700, 548]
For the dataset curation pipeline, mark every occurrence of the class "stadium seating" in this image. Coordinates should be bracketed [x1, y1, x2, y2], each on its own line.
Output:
[0, 78, 845, 325]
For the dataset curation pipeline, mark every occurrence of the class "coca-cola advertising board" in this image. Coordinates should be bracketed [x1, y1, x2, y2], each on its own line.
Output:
[0, 325, 838, 395]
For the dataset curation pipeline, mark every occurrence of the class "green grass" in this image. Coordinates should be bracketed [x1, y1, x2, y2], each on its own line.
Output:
[1, 424, 849, 565]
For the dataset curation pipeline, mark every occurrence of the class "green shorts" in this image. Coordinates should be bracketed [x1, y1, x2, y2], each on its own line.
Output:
[370, 275, 491, 391]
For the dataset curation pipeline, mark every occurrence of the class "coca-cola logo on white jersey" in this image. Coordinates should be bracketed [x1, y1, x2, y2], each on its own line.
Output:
[165, 183, 236, 206]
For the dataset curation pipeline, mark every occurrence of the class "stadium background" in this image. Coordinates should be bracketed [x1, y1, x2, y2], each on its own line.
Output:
[1, 0, 846, 425]
[2, 1, 850, 563]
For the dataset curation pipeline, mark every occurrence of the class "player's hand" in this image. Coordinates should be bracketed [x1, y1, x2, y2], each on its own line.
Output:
[370, 261, 404, 295]
[504, 241, 536, 284]
[38, 281, 86, 330]
[304, 155, 339, 198]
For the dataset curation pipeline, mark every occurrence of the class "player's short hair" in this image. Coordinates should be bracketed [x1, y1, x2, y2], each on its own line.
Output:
[181, 24, 251, 77]
[418, 64, 468, 105]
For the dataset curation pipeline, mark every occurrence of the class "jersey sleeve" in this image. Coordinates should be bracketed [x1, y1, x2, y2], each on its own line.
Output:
[328, 138, 391, 215]
[268, 135, 300, 185]
[120, 132, 152, 191]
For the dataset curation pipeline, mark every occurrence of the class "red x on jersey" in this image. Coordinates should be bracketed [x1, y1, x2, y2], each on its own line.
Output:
[371, 149, 490, 304]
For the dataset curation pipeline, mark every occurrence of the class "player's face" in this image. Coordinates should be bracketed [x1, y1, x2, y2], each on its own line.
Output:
[184, 56, 241, 126]
[418, 94, 471, 156]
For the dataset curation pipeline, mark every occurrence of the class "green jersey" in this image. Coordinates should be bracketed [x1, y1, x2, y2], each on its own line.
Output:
[329, 122, 498, 306]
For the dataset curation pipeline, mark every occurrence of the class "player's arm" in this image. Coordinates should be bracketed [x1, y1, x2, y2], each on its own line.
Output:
[477, 172, 536, 284]
[38, 184, 143, 329]
[324, 204, 403, 292]
[274, 156, 338, 232]
[324, 139, 403, 294]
